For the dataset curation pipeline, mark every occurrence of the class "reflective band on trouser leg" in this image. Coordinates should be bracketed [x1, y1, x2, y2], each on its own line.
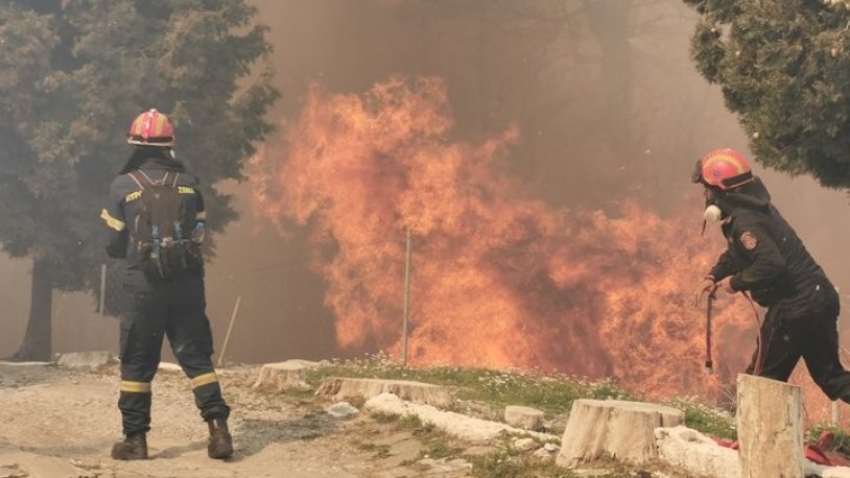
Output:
[120, 381, 152, 393]
[191, 372, 219, 389]
[190, 372, 230, 421]
[118, 381, 153, 435]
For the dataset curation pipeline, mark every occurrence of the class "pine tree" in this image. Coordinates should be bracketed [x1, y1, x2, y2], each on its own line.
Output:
[0, 0, 278, 360]
[684, 0, 850, 187]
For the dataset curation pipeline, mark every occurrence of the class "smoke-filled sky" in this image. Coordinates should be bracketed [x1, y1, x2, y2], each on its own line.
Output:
[3, 0, 850, 416]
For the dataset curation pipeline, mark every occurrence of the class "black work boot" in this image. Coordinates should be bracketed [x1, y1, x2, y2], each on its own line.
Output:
[111, 433, 148, 460]
[207, 418, 233, 459]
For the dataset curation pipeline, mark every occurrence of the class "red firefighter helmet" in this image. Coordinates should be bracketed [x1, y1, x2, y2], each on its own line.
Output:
[692, 148, 753, 190]
[127, 109, 174, 147]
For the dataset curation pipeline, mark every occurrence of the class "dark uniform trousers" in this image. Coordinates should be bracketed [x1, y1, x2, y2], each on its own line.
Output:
[118, 271, 230, 436]
[746, 282, 850, 402]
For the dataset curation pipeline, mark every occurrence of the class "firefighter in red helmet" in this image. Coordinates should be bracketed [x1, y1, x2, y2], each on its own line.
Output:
[691, 148, 850, 402]
[100, 109, 233, 460]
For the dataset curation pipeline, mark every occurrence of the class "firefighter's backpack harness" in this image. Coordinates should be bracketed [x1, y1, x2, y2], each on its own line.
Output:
[127, 170, 203, 281]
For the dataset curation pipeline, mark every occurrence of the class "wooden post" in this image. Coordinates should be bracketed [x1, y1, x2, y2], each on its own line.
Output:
[833, 401, 840, 425]
[736, 374, 804, 478]
[99, 263, 107, 315]
[217, 295, 241, 368]
[402, 228, 412, 367]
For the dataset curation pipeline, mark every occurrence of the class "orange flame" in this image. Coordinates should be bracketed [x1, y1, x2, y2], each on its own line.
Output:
[250, 75, 768, 403]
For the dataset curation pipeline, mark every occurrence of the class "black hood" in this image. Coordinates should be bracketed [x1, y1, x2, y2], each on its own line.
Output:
[718, 176, 771, 213]
[119, 146, 185, 174]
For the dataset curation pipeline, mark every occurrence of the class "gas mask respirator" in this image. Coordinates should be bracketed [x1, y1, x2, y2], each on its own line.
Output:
[702, 187, 726, 222]
[703, 204, 723, 222]
[700, 188, 726, 235]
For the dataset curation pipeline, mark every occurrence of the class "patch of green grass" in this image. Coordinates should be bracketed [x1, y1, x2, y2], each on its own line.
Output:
[468, 447, 678, 478]
[421, 439, 464, 459]
[369, 410, 400, 423]
[307, 354, 733, 444]
[305, 355, 635, 418]
[468, 448, 576, 478]
[384, 413, 467, 462]
[281, 387, 316, 402]
[393, 414, 423, 431]
[665, 398, 736, 440]
[356, 441, 392, 458]
[806, 422, 850, 449]
[393, 414, 437, 436]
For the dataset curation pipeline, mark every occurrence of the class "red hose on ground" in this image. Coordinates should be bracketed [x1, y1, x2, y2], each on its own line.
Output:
[705, 294, 713, 373]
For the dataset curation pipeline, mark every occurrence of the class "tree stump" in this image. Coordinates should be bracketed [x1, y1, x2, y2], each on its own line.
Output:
[252, 360, 319, 391]
[556, 399, 684, 467]
[314, 377, 453, 407]
[736, 374, 804, 478]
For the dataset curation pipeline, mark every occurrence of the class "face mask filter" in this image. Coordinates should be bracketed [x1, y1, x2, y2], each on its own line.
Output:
[703, 204, 723, 222]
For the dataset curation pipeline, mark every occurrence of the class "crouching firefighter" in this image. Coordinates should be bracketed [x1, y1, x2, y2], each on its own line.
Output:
[99, 109, 233, 460]
[690, 148, 850, 403]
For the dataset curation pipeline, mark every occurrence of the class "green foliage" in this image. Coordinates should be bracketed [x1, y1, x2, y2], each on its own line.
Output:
[666, 397, 736, 440]
[0, 0, 278, 292]
[421, 440, 465, 460]
[806, 422, 850, 450]
[468, 448, 576, 478]
[683, 0, 741, 23]
[394, 414, 435, 434]
[306, 355, 734, 442]
[369, 410, 401, 424]
[356, 440, 391, 458]
[313, 356, 739, 477]
[306, 355, 635, 420]
[684, 0, 850, 188]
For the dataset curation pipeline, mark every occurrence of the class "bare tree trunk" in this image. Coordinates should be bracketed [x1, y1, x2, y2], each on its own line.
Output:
[11, 257, 53, 361]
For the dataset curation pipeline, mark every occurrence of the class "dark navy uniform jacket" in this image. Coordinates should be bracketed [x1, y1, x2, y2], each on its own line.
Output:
[100, 162, 206, 271]
[708, 178, 829, 309]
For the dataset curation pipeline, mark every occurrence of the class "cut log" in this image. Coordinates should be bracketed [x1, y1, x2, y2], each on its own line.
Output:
[556, 399, 684, 467]
[315, 377, 453, 408]
[736, 373, 804, 478]
[252, 360, 320, 391]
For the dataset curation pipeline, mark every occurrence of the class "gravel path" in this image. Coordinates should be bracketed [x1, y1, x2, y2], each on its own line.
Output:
[0, 362, 453, 478]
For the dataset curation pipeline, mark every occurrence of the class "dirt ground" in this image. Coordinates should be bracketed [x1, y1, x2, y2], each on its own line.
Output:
[0, 362, 471, 478]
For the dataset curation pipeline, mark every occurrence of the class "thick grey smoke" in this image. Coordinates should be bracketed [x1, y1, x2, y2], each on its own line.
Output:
[2, 0, 849, 364]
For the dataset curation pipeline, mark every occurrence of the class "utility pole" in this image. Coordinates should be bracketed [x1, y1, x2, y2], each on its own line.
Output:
[402, 228, 412, 367]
